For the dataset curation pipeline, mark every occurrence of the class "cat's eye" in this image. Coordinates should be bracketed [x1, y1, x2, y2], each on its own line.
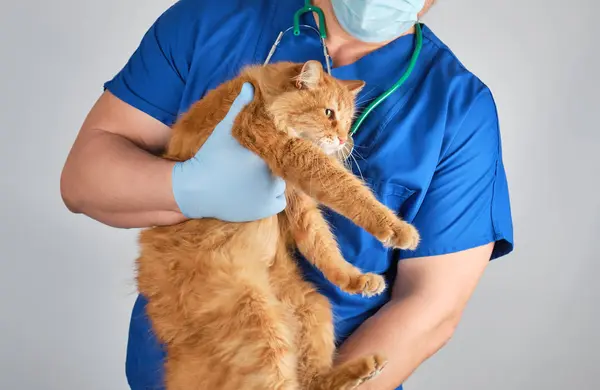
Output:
[325, 108, 335, 120]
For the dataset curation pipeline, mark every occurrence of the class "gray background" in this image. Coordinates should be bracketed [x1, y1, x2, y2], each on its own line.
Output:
[1, 0, 598, 389]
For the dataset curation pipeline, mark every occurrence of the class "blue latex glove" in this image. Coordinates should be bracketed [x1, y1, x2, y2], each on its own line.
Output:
[172, 82, 286, 222]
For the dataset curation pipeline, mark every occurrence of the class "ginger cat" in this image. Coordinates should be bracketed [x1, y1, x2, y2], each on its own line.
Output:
[137, 60, 420, 390]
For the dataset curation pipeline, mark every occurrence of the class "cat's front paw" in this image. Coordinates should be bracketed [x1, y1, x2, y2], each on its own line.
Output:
[378, 220, 420, 251]
[350, 354, 388, 389]
[344, 273, 387, 297]
[309, 354, 388, 390]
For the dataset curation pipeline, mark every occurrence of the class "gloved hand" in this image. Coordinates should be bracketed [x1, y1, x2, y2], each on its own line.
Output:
[172, 82, 286, 222]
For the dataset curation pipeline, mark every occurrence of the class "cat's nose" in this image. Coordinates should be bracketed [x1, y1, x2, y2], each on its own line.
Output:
[338, 137, 346, 145]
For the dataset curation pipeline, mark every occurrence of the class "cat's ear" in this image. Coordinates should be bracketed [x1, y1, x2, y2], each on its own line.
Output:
[340, 79, 366, 96]
[295, 60, 324, 90]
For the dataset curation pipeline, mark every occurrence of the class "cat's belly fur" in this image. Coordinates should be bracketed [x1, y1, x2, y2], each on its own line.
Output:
[135, 215, 305, 389]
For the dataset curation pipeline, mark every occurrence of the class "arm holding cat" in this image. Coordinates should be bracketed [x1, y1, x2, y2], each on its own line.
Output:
[61, 85, 285, 228]
[335, 244, 493, 390]
[264, 106, 481, 389]
[334, 81, 508, 388]
[60, 91, 184, 228]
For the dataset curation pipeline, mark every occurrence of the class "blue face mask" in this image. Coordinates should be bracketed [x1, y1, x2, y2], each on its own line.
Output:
[330, 0, 426, 43]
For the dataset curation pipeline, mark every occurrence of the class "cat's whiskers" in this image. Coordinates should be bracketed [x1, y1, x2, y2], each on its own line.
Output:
[352, 109, 372, 120]
[350, 144, 368, 150]
[342, 142, 351, 158]
[334, 140, 364, 180]
[352, 148, 366, 162]
[354, 90, 378, 107]
[354, 96, 377, 107]
[350, 153, 365, 182]
[339, 146, 351, 170]
[336, 141, 363, 181]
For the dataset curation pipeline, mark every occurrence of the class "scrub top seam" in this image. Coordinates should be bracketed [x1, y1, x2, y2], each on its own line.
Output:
[251, 0, 279, 63]
[490, 161, 500, 243]
[401, 232, 498, 259]
[420, 25, 467, 74]
[103, 79, 176, 127]
[422, 25, 492, 99]
[361, 45, 440, 169]
[377, 39, 440, 130]
[490, 112, 502, 240]
[437, 88, 489, 163]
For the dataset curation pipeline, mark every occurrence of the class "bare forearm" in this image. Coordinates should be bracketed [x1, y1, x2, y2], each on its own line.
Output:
[337, 247, 492, 389]
[60, 129, 185, 228]
[335, 296, 457, 390]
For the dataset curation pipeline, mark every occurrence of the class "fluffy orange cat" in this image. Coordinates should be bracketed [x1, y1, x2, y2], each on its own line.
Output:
[137, 60, 420, 390]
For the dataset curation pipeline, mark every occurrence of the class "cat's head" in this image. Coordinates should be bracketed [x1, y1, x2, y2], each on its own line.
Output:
[267, 61, 365, 156]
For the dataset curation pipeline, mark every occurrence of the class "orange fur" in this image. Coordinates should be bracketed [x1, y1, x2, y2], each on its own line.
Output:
[137, 61, 420, 390]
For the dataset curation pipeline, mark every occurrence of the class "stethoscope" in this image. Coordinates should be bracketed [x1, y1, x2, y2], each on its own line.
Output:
[264, 0, 424, 138]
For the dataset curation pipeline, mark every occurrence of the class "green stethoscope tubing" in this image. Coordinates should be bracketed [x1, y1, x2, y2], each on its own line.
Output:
[292, 0, 424, 137]
[350, 23, 423, 136]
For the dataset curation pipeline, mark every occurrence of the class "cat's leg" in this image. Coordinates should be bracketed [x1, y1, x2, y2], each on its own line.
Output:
[309, 354, 388, 390]
[232, 116, 419, 251]
[268, 246, 334, 389]
[294, 292, 387, 390]
[269, 247, 387, 390]
[286, 191, 385, 297]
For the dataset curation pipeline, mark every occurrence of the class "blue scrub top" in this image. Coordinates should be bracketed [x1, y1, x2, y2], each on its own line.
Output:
[104, 1, 514, 389]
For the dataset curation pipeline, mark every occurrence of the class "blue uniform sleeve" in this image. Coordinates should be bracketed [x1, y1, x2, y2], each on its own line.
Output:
[402, 88, 514, 260]
[103, 0, 197, 126]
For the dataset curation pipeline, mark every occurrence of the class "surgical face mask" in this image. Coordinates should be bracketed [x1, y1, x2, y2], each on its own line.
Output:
[330, 0, 426, 43]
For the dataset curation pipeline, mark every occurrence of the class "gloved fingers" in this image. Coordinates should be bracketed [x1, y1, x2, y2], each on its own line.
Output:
[270, 176, 287, 197]
[241, 193, 286, 221]
[225, 82, 254, 120]
[200, 87, 252, 153]
[270, 193, 288, 215]
[207, 82, 254, 146]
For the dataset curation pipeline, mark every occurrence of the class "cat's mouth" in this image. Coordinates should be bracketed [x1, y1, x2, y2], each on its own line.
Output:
[320, 143, 344, 156]
[316, 137, 346, 156]
[290, 130, 346, 156]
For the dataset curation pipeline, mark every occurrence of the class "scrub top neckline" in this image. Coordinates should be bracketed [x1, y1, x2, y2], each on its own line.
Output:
[300, 3, 420, 73]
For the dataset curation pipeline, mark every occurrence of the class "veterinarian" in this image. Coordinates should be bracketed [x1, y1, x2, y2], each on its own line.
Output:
[61, 0, 514, 389]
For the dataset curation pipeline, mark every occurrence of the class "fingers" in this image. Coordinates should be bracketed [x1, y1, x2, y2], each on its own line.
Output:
[250, 176, 286, 220]
[271, 176, 286, 197]
[268, 193, 288, 216]
[268, 177, 287, 215]
[226, 82, 254, 118]
[210, 82, 254, 143]
[207, 82, 254, 147]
